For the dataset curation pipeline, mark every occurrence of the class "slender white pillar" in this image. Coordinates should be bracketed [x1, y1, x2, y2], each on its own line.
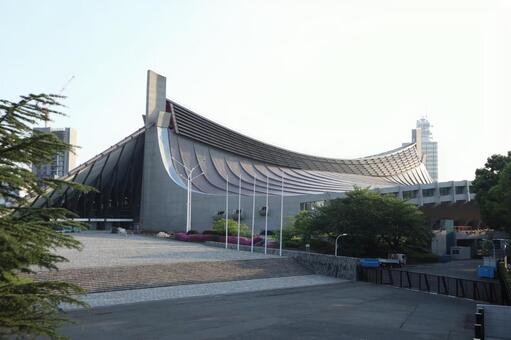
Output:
[251, 175, 256, 252]
[186, 177, 191, 232]
[237, 174, 241, 251]
[264, 175, 269, 254]
[225, 174, 229, 249]
[279, 174, 284, 256]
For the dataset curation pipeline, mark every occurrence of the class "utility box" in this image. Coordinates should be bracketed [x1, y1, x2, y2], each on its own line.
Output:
[477, 265, 495, 279]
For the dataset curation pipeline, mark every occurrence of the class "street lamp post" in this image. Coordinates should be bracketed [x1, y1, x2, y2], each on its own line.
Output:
[335, 233, 348, 257]
[171, 157, 204, 232]
[251, 175, 256, 253]
[264, 175, 269, 255]
[225, 174, 229, 249]
[279, 175, 284, 257]
[483, 238, 496, 259]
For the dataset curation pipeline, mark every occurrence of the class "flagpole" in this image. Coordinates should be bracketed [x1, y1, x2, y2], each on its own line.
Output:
[251, 175, 256, 253]
[279, 174, 284, 257]
[264, 175, 269, 255]
[225, 174, 229, 249]
[237, 173, 241, 251]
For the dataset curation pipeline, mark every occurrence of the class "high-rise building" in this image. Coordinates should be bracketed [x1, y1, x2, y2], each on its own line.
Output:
[32, 127, 77, 179]
[410, 118, 438, 181]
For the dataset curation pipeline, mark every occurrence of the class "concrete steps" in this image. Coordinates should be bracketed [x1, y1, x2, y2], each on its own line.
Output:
[35, 257, 311, 293]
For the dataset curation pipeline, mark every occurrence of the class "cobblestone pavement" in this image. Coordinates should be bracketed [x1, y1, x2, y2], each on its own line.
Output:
[46, 232, 278, 271]
[35, 258, 311, 293]
[62, 275, 345, 310]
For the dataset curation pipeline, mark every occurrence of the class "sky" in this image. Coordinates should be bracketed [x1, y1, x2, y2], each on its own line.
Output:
[1, 0, 510, 181]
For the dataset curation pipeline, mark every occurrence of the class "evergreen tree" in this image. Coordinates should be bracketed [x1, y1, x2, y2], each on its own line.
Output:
[0, 94, 91, 339]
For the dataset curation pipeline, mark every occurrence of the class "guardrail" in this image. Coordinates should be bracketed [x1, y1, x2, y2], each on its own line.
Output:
[358, 267, 503, 304]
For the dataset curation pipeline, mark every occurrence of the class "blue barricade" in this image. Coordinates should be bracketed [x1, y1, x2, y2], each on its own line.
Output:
[477, 265, 495, 279]
[360, 258, 380, 268]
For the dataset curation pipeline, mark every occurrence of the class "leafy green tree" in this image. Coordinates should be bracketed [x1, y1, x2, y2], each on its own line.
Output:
[292, 210, 317, 244]
[0, 94, 90, 339]
[310, 188, 430, 257]
[212, 218, 251, 237]
[472, 152, 511, 233]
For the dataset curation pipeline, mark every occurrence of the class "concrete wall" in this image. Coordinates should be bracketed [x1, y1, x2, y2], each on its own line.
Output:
[205, 241, 358, 281]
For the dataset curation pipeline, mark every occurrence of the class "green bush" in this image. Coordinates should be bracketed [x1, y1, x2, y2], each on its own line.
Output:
[202, 230, 221, 235]
[270, 225, 303, 248]
[407, 252, 439, 264]
[308, 239, 335, 254]
[212, 218, 251, 237]
[498, 261, 511, 301]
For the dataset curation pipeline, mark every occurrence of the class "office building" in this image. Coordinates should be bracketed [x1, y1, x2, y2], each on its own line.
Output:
[32, 127, 77, 179]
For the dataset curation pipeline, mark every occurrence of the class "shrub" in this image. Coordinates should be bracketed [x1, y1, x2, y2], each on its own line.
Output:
[309, 239, 335, 254]
[212, 218, 251, 237]
[407, 252, 439, 264]
[271, 225, 303, 249]
[202, 230, 221, 235]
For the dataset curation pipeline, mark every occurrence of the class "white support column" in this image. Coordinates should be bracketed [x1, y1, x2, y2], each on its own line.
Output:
[186, 178, 191, 232]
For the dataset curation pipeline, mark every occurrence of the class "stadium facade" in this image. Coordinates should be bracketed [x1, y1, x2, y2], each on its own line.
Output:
[35, 70, 436, 232]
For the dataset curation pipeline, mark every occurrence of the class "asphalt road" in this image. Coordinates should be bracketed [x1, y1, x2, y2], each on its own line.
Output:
[61, 281, 475, 340]
[406, 259, 489, 281]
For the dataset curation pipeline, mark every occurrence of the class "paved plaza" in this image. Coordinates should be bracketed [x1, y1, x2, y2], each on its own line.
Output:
[62, 281, 475, 340]
[47, 232, 278, 270]
[62, 275, 345, 310]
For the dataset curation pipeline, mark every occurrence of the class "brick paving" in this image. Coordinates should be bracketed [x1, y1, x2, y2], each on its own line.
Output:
[34, 258, 311, 293]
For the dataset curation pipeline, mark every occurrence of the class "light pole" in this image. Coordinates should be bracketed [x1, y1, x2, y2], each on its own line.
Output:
[279, 175, 284, 257]
[237, 174, 242, 251]
[251, 175, 256, 253]
[483, 238, 496, 259]
[171, 157, 204, 232]
[264, 175, 269, 255]
[225, 174, 229, 249]
[335, 233, 348, 257]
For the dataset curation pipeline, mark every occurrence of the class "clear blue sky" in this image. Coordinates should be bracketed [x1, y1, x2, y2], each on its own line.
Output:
[1, 0, 510, 181]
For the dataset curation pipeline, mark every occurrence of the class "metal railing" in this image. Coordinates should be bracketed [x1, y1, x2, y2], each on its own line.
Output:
[358, 267, 503, 304]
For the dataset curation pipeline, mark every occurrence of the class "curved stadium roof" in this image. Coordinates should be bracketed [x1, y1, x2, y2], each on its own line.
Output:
[166, 100, 432, 194]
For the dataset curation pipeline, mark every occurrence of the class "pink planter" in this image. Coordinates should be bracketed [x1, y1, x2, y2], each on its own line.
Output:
[174, 233, 219, 242]
[175, 232, 267, 246]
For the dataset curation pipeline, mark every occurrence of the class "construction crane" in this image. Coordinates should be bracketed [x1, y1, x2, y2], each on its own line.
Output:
[58, 75, 75, 95]
[44, 75, 75, 127]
